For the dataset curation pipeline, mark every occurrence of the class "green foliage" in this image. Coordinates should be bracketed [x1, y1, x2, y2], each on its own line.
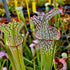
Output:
[0, 8, 5, 16]
[58, 0, 65, 5]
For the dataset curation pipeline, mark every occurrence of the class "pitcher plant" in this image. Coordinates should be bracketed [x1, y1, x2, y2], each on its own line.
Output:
[0, 20, 25, 70]
[31, 8, 61, 70]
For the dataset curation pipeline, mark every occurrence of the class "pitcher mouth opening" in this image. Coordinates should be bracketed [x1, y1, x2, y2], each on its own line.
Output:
[35, 25, 60, 41]
[0, 17, 21, 24]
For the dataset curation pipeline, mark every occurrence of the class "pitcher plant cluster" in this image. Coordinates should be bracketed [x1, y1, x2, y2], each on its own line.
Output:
[0, 7, 68, 70]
